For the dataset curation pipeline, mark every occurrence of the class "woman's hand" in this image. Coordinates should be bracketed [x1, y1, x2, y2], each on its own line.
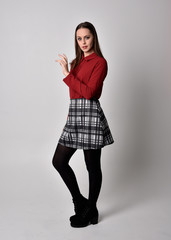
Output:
[55, 53, 69, 77]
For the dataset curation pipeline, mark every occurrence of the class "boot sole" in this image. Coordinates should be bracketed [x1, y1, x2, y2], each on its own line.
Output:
[70, 216, 98, 228]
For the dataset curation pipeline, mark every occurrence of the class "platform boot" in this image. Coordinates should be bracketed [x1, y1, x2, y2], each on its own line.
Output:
[70, 202, 99, 228]
[70, 195, 88, 221]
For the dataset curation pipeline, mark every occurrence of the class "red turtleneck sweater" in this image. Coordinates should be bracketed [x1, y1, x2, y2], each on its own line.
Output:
[63, 52, 108, 100]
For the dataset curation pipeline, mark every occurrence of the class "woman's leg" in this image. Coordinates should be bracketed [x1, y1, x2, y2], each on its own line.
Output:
[52, 143, 81, 200]
[70, 148, 102, 227]
[83, 148, 102, 208]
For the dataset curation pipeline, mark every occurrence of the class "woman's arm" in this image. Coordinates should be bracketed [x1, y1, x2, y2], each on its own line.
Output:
[63, 59, 107, 100]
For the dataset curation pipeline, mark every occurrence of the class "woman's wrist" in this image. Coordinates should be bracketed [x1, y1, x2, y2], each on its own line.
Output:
[64, 71, 69, 77]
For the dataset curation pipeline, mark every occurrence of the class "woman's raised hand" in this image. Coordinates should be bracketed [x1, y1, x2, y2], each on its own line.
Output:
[55, 53, 69, 77]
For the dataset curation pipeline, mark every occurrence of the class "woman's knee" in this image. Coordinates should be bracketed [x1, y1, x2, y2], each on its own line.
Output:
[52, 156, 65, 173]
[52, 153, 59, 170]
[52, 144, 74, 171]
[84, 149, 102, 173]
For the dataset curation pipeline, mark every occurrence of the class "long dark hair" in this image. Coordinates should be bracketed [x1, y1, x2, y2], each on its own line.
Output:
[70, 22, 104, 70]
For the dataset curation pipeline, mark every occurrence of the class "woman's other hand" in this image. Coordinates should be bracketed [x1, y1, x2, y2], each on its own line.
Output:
[55, 53, 69, 77]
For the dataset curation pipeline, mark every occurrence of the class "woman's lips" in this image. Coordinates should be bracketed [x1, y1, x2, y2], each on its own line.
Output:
[82, 46, 88, 49]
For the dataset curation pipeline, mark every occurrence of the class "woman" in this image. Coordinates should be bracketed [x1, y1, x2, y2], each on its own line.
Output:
[52, 21, 114, 228]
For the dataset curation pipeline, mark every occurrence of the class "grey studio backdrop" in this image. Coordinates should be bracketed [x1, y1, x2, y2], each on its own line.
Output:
[0, 0, 171, 240]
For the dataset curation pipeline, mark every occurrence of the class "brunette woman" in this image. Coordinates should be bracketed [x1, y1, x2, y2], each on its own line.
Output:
[52, 21, 114, 228]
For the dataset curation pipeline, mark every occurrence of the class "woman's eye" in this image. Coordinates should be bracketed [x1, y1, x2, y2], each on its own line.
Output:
[77, 38, 81, 41]
[85, 36, 90, 40]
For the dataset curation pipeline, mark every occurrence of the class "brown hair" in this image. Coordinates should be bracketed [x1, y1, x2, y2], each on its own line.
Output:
[70, 22, 104, 70]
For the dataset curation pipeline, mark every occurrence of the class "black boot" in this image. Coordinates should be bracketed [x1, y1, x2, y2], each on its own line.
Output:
[70, 203, 99, 228]
[70, 195, 88, 221]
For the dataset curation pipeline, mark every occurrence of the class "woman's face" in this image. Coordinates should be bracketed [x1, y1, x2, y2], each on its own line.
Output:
[76, 28, 94, 56]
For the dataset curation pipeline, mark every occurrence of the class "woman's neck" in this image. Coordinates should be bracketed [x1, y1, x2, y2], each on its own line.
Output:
[84, 50, 94, 57]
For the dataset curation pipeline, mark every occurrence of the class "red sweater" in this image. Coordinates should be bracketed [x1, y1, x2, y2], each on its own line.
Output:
[63, 52, 108, 100]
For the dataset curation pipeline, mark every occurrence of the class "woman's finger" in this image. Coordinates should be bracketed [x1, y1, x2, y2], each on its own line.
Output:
[58, 54, 66, 62]
[55, 59, 62, 64]
[55, 59, 65, 67]
[63, 53, 68, 61]
[58, 54, 68, 64]
[56, 59, 66, 68]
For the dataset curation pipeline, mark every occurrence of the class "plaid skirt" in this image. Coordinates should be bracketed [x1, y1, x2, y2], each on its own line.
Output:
[58, 98, 114, 149]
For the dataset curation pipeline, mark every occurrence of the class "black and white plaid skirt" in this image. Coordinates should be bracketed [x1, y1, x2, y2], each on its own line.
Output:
[58, 98, 114, 149]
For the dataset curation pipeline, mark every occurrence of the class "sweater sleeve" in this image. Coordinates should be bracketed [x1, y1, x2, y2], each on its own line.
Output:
[63, 59, 108, 100]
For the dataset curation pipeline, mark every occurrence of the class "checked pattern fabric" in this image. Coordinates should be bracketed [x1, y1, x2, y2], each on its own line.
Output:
[58, 98, 114, 149]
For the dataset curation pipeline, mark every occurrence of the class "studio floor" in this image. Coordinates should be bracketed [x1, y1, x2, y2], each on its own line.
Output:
[1, 191, 171, 240]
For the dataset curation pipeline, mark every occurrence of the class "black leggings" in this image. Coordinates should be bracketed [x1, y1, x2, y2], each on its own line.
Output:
[52, 143, 102, 207]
